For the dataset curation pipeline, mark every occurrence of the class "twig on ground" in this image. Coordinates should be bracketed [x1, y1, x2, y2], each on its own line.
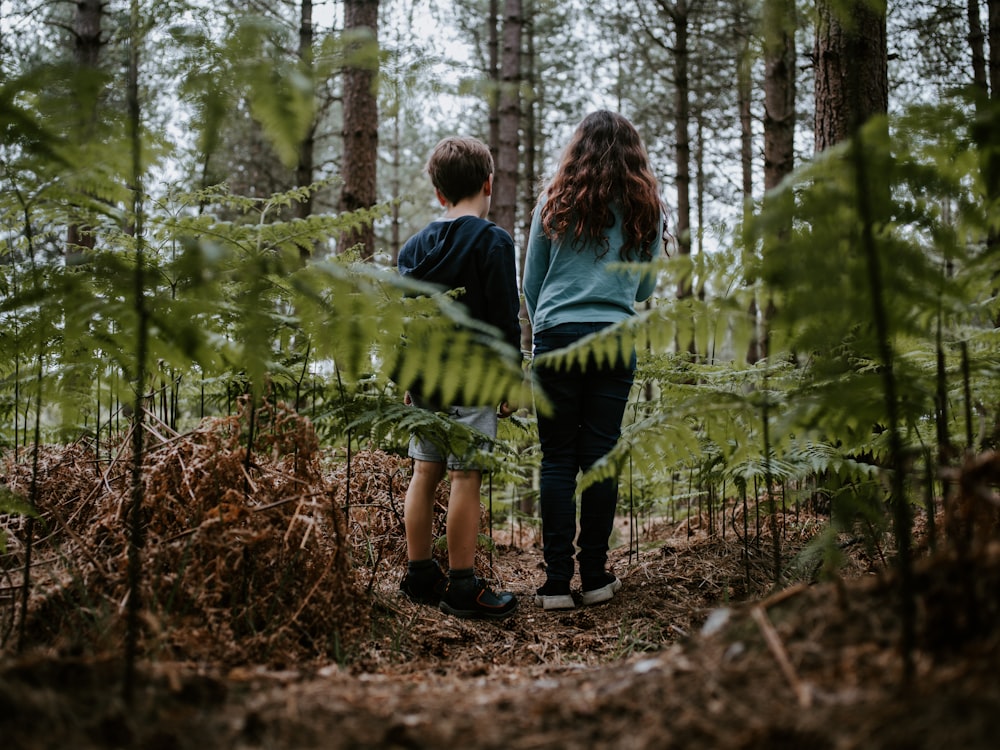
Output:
[750, 605, 811, 708]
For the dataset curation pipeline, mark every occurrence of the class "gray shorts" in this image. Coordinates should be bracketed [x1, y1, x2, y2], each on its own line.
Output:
[408, 402, 498, 471]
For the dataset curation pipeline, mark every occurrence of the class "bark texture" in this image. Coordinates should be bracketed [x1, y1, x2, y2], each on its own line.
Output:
[814, 0, 887, 152]
[295, 0, 316, 233]
[493, 0, 522, 237]
[340, 0, 379, 260]
[750, 0, 797, 363]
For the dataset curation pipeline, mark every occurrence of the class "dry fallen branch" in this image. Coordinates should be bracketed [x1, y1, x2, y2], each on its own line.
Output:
[750, 605, 812, 708]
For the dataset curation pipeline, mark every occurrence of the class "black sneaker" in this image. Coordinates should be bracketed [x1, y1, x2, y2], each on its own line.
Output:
[439, 576, 518, 621]
[399, 561, 448, 606]
[534, 580, 575, 611]
[581, 572, 621, 606]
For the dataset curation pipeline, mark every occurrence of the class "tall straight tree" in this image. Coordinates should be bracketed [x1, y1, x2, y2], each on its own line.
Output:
[295, 0, 317, 231]
[814, 0, 887, 150]
[63, 0, 106, 436]
[489, 0, 500, 152]
[763, 0, 796, 191]
[814, 0, 911, 677]
[493, 0, 522, 237]
[62, 0, 104, 252]
[519, 0, 537, 353]
[751, 0, 797, 362]
[340, 0, 380, 260]
[968, 0, 1000, 266]
[65, 0, 104, 260]
[735, 0, 753, 204]
[655, 0, 693, 276]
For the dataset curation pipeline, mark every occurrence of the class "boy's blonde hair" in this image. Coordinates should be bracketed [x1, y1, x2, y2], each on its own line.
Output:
[426, 136, 494, 205]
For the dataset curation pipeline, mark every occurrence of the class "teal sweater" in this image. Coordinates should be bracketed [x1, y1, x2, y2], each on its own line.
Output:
[523, 198, 661, 334]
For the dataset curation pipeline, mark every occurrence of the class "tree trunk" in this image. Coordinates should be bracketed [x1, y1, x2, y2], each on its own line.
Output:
[388, 12, 403, 267]
[814, 0, 887, 152]
[67, 0, 103, 260]
[520, 0, 536, 355]
[735, 0, 758, 363]
[971, 0, 1000, 322]
[669, 0, 692, 270]
[74, 0, 103, 70]
[736, 1, 752, 202]
[981, 0, 1000, 200]
[489, 0, 500, 155]
[753, 0, 797, 363]
[815, 0, 910, 678]
[657, 0, 694, 357]
[763, 0, 796, 190]
[493, 0, 522, 237]
[339, 0, 379, 261]
[295, 0, 316, 244]
[62, 0, 104, 439]
[969, 0, 988, 93]
[990, 0, 1000, 97]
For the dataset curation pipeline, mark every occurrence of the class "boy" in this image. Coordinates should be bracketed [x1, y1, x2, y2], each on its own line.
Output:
[396, 136, 520, 620]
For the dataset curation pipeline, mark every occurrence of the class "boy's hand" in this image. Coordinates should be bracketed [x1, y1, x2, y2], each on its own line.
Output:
[404, 390, 413, 406]
[497, 401, 514, 418]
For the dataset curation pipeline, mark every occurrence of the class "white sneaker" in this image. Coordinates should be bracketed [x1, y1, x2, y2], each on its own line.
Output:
[580, 576, 621, 606]
[534, 581, 575, 610]
[534, 592, 576, 610]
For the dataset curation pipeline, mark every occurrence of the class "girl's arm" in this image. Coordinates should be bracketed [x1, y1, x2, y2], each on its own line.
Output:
[522, 202, 549, 323]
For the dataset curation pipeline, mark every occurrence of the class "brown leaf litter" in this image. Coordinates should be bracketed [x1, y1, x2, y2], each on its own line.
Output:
[2, 407, 1000, 749]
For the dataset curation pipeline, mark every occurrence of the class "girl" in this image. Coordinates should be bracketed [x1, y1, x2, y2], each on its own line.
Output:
[523, 110, 666, 610]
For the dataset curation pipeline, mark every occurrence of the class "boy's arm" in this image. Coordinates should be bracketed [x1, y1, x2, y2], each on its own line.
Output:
[484, 231, 522, 354]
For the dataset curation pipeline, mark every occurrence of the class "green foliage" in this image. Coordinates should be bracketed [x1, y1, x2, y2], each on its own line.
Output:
[2, 0, 997, 602]
[0, 25, 527, 449]
[173, 16, 315, 169]
[550, 92, 999, 574]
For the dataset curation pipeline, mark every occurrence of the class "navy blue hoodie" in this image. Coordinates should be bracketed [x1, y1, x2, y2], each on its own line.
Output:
[398, 215, 521, 353]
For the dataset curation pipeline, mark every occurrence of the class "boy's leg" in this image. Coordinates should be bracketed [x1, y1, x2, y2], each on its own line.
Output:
[400, 458, 449, 605]
[436, 409, 517, 621]
[445, 469, 483, 570]
[404, 459, 446, 561]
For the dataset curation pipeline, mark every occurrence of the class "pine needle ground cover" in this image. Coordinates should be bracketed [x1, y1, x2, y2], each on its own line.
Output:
[2, 406, 1000, 749]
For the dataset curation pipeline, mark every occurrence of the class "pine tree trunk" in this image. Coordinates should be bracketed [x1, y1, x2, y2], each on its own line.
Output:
[735, 1, 756, 362]
[520, 0, 536, 356]
[295, 0, 316, 236]
[670, 0, 692, 269]
[67, 0, 103, 259]
[972, 0, 1000, 324]
[339, 0, 379, 261]
[493, 0, 522, 237]
[489, 0, 500, 154]
[968, 0, 988, 92]
[763, 0, 796, 191]
[754, 0, 797, 363]
[815, 0, 911, 679]
[814, 0, 887, 152]
[661, 0, 694, 358]
[62, 0, 104, 438]
[736, 2, 752, 201]
[990, 0, 1000, 96]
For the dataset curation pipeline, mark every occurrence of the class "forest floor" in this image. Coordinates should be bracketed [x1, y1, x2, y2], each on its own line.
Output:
[3, 423, 1000, 749]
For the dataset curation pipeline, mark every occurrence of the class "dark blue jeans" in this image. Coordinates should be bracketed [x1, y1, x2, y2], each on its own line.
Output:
[533, 322, 636, 584]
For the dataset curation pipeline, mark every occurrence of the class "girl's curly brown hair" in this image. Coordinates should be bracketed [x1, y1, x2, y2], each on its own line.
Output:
[541, 110, 664, 261]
